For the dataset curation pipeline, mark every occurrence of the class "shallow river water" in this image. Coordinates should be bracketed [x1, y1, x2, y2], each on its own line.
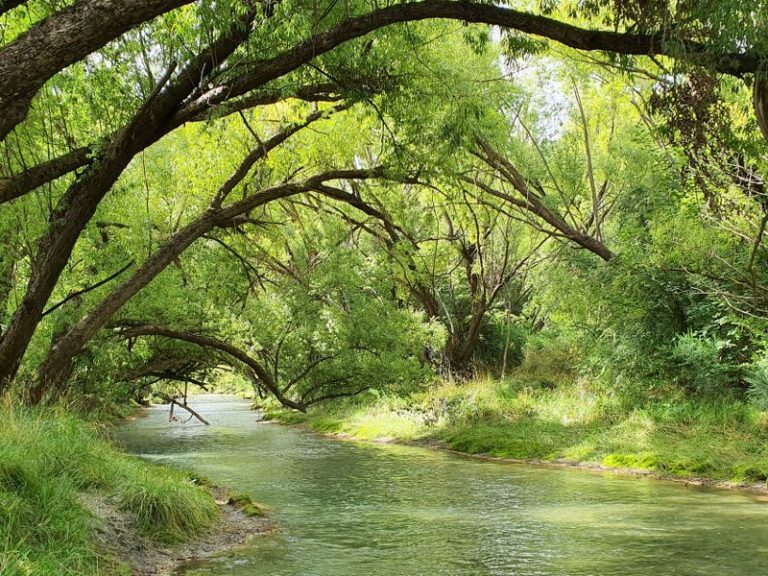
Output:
[118, 395, 768, 576]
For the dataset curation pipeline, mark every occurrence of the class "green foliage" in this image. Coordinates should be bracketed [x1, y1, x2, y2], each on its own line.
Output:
[746, 359, 768, 410]
[4, 0, 768, 435]
[515, 333, 579, 388]
[473, 314, 528, 371]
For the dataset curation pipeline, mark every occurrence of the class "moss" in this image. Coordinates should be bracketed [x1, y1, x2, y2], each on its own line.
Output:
[186, 472, 215, 488]
[227, 493, 264, 517]
[602, 452, 660, 470]
[262, 409, 308, 425]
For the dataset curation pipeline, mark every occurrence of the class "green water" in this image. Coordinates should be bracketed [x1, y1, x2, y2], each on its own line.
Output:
[119, 395, 768, 575]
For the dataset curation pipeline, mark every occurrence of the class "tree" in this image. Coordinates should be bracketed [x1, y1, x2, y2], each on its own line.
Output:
[3, 0, 768, 406]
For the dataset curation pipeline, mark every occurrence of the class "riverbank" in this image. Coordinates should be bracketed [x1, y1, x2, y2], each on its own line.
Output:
[265, 378, 768, 493]
[0, 405, 270, 576]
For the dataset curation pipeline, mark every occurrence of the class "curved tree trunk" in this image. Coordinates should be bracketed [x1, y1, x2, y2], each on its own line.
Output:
[33, 168, 380, 400]
[2, 0, 759, 143]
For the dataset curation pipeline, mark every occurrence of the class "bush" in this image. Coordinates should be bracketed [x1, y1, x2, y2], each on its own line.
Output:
[515, 334, 579, 387]
[746, 359, 768, 410]
[473, 315, 527, 372]
[667, 333, 738, 396]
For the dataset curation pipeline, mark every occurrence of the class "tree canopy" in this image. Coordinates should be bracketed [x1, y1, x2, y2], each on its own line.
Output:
[2, 0, 768, 409]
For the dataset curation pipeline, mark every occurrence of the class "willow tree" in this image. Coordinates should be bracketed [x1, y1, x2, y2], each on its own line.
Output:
[2, 0, 768, 400]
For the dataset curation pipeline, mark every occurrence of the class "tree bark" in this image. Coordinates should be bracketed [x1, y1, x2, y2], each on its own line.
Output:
[755, 73, 768, 145]
[0, 148, 92, 204]
[0, 0, 195, 140]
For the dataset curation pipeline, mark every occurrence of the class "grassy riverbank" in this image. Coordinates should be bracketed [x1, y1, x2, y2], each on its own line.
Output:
[267, 377, 768, 487]
[0, 405, 256, 576]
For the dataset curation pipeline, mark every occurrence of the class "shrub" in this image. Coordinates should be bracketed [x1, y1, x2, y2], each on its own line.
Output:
[746, 359, 768, 410]
[515, 334, 579, 387]
[667, 333, 738, 396]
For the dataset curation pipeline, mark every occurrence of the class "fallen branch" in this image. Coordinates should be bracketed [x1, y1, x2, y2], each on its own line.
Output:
[155, 392, 210, 425]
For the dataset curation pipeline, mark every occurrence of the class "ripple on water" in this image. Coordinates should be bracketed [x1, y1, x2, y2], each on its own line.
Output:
[120, 395, 768, 576]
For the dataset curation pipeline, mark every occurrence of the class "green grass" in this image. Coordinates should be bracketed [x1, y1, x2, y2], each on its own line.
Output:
[267, 377, 768, 485]
[0, 404, 221, 575]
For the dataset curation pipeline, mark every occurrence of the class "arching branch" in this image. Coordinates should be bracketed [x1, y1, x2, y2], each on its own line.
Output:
[117, 324, 306, 411]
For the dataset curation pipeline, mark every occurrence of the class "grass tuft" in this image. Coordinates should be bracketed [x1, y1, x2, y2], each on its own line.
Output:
[119, 471, 219, 542]
[0, 405, 222, 574]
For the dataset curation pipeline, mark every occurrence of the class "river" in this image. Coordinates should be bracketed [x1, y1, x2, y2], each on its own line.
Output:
[118, 395, 768, 576]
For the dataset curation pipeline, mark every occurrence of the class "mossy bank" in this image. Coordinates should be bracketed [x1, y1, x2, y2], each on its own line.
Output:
[266, 377, 768, 492]
[0, 405, 269, 576]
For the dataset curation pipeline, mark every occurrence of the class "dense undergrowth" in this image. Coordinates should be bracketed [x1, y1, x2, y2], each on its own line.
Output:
[267, 377, 768, 486]
[0, 405, 220, 576]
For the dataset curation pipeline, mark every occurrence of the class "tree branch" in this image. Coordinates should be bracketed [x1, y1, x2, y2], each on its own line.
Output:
[41, 259, 135, 318]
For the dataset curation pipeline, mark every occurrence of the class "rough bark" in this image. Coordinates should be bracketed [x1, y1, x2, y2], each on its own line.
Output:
[755, 74, 768, 145]
[0, 233, 16, 340]
[0, 0, 195, 140]
[0, 147, 92, 204]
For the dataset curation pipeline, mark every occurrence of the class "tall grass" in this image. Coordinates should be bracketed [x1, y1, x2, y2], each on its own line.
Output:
[271, 375, 768, 485]
[0, 404, 220, 575]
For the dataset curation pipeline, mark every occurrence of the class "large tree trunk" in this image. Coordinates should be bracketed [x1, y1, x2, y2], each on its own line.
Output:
[755, 74, 768, 145]
[0, 233, 16, 340]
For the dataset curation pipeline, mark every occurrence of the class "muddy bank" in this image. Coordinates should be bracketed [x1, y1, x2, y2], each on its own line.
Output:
[83, 488, 273, 576]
